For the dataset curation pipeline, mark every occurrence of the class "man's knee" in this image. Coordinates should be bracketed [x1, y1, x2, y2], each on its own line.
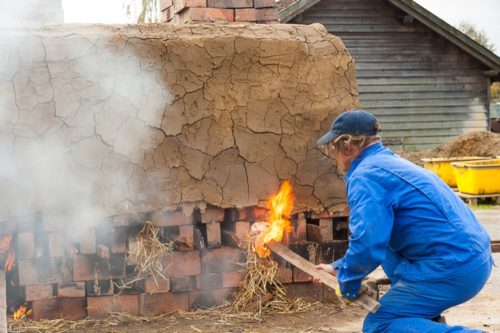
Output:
[362, 313, 389, 333]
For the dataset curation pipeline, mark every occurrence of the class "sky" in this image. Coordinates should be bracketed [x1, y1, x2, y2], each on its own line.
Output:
[62, 0, 500, 54]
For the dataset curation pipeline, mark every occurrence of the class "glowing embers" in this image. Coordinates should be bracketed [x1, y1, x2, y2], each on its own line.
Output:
[0, 233, 15, 271]
[253, 180, 294, 258]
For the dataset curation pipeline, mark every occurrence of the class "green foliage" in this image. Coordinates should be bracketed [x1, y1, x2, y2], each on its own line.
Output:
[458, 21, 496, 52]
[124, 0, 160, 23]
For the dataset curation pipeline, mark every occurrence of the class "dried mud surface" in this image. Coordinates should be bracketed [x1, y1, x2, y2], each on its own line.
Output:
[0, 23, 359, 222]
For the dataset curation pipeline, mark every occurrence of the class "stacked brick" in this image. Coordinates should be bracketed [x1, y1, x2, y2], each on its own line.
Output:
[161, 0, 279, 24]
[7, 207, 348, 320]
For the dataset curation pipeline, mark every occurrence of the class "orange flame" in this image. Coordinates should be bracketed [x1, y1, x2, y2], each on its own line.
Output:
[254, 180, 294, 257]
[13, 306, 32, 321]
[1, 233, 15, 271]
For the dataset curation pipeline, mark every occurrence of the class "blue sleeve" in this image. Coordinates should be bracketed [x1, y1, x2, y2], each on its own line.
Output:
[336, 174, 395, 300]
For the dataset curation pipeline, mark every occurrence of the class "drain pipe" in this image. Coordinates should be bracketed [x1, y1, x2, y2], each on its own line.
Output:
[0, 269, 6, 333]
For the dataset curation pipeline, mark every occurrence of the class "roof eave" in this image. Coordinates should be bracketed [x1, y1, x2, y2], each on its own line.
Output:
[279, 0, 321, 23]
[387, 0, 500, 72]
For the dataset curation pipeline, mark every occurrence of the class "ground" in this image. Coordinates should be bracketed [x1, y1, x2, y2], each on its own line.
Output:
[63, 206, 499, 333]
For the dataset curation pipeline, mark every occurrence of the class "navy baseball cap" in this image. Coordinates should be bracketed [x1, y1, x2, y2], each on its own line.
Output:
[316, 110, 379, 145]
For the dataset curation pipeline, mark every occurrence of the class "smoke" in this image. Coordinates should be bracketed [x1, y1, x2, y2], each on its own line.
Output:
[0, 4, 170, 240]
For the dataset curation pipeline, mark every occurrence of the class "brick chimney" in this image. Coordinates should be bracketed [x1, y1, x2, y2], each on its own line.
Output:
[161, 0, 278, 24]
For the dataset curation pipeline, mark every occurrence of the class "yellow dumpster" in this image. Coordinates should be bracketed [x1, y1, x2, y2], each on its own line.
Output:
[452, 158, 500, 195]
[421, 157, 490, 187]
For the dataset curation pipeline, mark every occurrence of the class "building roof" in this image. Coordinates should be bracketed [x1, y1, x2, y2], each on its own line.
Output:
[278, 0, 500, 75]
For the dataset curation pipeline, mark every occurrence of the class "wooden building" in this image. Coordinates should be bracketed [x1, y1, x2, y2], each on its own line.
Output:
[279, 0, 500, 150]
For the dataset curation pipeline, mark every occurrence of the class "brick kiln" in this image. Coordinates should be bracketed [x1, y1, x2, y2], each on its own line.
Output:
[0, 23, 359, 320]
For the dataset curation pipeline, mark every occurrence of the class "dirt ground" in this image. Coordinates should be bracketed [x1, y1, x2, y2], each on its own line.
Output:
[62, 206, 499, 333]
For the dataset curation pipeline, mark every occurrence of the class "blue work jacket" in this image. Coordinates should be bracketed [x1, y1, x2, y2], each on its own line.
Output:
[331, 142, 492, 300]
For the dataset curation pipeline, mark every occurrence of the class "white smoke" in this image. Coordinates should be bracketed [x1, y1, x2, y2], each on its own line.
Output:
[0, 3, 171, 240]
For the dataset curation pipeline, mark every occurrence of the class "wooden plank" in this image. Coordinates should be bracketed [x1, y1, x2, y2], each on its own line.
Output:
[347, 47, 465, 55]
[377, 127, 486, 138]
[303, 8, 395, 18]
[491, 240, 500, 253]
[362, 99, 486, 108]
[267, 243, 381, 313]
[366, 106, 487, 115]
[0, 270, 6, 333]
[376, 112, 486, 123]
[374, 120, 486, 131]
[320, 24, 428, 33]
[355, 61, 480, 71]
[356, 69, 484, 78]
[358, 76, 484, 85]
[360, 91, 485, 101]
[359, 83, 484, 93]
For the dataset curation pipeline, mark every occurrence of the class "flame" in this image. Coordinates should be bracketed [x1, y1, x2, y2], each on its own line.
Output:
[13, 306, 32, 321]
[1, 233, 15, 271]
[254, 180, 294, 257]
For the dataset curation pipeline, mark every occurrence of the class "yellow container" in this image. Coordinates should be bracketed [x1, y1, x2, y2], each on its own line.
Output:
[451, 158, 500, 195]
[421, 157, 490, 187]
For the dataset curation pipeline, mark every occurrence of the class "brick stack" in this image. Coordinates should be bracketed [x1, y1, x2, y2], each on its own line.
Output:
[161, 0, 279, 24]
[7, 206, 349, 320]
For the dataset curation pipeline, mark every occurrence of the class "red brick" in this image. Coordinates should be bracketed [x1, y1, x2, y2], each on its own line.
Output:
[189, 288, 235, 310]
[73, 254, 125, 281]
[176, 225, 194, 251]
[285, 283, 323, 303]
[254, 0, 274, 8]
[111, 227, 127, 253]
[196, 273, 222, 289]
[255, 7, 277, 21]
[79, 228, 96, 254]
[97, 244, 110, 259]
[87, 295, 139, 318]
[140, 292, 189, 315]
[161, 0, 174, 10]
[48, 232, 65, 257]
[32, 297, 86, 320]
[252, 207, 270, 221]
[306, 224, 322, 243]
[293, 267, 312, 282]
[276, 267, 293, 284]
[151, 210, 193, 227]
[174, 0, 207, 13]
[200, 206, 224, 223]
[25, 284, 53, 301]
[184, 7, 234, 22]
[18, 259, 40, 285]
[207, 0, 253, 8]
[222, 271, 244, 288]
[234, 221, 250, 241]
[144, 277, 170, 294]
[319, 219, 333, 242]
[57, 282, 85, 298]
[171, 276, 195, 292]
[206, 223, 221, 248]
[17, 232, 35, 259]
[164, 251, 201, 277]
[201, 247, 244, 273]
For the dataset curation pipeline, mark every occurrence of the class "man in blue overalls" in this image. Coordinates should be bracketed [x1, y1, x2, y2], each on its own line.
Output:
[315, 109, 493, 333]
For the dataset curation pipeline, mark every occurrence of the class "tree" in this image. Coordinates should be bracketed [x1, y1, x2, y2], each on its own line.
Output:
[124, 0, 160, 23]
[458, 21, 495, 52]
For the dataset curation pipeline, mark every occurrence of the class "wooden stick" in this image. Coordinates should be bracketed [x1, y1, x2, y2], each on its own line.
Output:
[268, 242, 381, 313]
[0, 270, 6, 333]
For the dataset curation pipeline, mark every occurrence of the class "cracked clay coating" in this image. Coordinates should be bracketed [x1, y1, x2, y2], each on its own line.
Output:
[0, 23, 359, 219]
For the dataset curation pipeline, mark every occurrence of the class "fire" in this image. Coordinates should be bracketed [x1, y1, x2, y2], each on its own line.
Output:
[13, 306, 32, 321]
[1, 233, 15, 271]
[254, 180, 294, 257]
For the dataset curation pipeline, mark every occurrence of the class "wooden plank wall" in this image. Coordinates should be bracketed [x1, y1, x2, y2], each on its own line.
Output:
[292, 0, 490, 151]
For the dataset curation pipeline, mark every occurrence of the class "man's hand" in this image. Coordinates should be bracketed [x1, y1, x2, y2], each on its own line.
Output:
[313, 263, 337, 283]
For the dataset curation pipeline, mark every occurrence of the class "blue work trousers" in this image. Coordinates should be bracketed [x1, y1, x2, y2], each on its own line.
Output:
[363, 258, 492, 333]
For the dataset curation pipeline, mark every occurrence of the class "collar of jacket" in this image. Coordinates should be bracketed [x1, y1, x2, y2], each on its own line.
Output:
[344, 141, 384, 181]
